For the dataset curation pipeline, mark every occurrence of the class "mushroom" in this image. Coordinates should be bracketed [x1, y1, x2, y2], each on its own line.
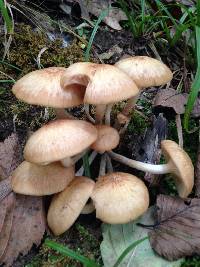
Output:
[115, 56, 173, 122]
[47, 176, 95, 235]
[60, 62, 139, 124]
[91, 172, 149, 224]
[108, 140, 194, 198]
[24, 119, 98, 167]
[91, 125, 120, 153]
[11, 161, 74, 196]
[12, 67, 85, 119]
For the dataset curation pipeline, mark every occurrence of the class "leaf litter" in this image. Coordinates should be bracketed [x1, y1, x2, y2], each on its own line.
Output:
[0, 134, 46, 266]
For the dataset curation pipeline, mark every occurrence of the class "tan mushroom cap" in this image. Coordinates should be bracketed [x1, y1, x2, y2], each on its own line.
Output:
[11, 161, 74, 196]
[91, 125, 120, 153]
[91, 172, 149, 224]
[161, 140, 194, 198]
[61, 62, 139, 105]
[24, 119, 98, 164]
[12, 67, 84, 108]
[47, 176, 95, 235]
[115, 56, 173, 88]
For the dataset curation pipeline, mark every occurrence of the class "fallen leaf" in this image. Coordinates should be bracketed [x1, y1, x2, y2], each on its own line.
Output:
[149, 195, 200, 261]
[101, 207, 183, 267]
[0, 195, 46, 266]
[0, 133, 22, 180]
[0, 193, 15, 259]
[65, 0, 127, 30]
[153, 88, 200, 117]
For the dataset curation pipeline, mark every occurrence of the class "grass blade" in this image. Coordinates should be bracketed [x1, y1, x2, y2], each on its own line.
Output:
[112, 236, 148, 267]
[82, 152, 91, 178]
[84, 8, 109, 61]
[45, 240, 100, 267]
[0, 0, 13, 33]
[0, 60, 22, 71]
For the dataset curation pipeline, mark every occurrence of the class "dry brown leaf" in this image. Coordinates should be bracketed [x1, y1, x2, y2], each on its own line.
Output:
[153, 88, 200, 117]
[153, 88, 187, 115]
[0, 195, 46, 266]
[149, 195, 200, 261]
[73, 0, 127, 30]
[0, 133, 22, 180]
[0, 193, 15, 259]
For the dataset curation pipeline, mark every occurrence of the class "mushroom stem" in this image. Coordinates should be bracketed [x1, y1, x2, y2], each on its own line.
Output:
[108, 151, 172, 174]
[81, 202, 95, 214]
[76, 151, 97, 176]
[105, 104, 113, 125]
[106, 153, 113, 173]
[99, 154, 107, 177]
[95, 104, 107, 124]
[84, 104, 95, 123]
[61, 149, 90, 168]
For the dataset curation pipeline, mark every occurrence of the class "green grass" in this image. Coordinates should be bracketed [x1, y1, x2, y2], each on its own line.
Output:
[0, 0, 13, 34]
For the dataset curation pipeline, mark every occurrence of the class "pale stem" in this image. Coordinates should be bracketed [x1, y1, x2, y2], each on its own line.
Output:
[84, 104, 95, 123]
[105, 104, 113, 125]
[106, 153, 113, 173]
[61, 149, 90, 168]
[175, 114, 183, 148]
[122, 96, 138, 116]
[76, 150, 97, 176]
[108, 151, 172, 174]
[81, 202, 95, 214]
[55, 108, 76, 120]
[99, 153, 106, 177]
[95, 104, 107, 124]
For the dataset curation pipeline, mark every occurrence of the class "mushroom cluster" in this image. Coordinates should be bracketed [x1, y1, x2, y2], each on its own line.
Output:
[10, 56, 194, 236]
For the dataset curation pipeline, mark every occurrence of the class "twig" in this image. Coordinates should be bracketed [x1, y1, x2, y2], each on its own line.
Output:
[175, 114, 183, 148]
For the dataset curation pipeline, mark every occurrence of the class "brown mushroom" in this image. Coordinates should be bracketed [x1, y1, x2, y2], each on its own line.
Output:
[24, 119, 98, 167]
[108, 140, 194, 198]
[47, 176, 95, 235]
[91, 172, 149, 224]
[91, 125, 120, 153]
[11, 161, 74, 196]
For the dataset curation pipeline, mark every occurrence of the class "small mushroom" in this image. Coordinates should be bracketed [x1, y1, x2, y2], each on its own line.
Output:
[91, 125, 120, 153]
[91, 172, 149, 224]
[115, 56, 173, 121]
[12, 67, 85, 119]
[61, 62, 139, 123]
[47, 176, 95, 235]
[24, 119, 98, 167]
[11, 161, 74, 196]
[109, 140, 194, 198]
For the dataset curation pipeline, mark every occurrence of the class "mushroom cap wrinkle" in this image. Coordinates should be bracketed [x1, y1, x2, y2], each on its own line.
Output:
[24, 119, 98, 164]
[12, 67, 84, 108]
[161, 140, 194, 198]
[91, 172, 149, 224]
[47, 176, 95, 235]
[11, 161, 74, 196]
[61, 62, 139, 105]
[115, 56, 173, 88]
[91, 125, 120, 153]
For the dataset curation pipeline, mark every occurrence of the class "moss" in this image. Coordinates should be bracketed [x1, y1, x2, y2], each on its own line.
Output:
[128, 112, 150, 135]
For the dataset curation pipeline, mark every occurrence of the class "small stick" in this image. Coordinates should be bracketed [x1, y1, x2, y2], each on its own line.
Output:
[175, 114, 183, 148]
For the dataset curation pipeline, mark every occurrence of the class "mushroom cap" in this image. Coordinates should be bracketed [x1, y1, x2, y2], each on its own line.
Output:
[91, 125, 120, 153]
[115, 56, 173, 88]
[11, 161, 74, 196]
[161, 140, 194, 198]
[91, 172, 149, 224]
[24, 119, 98, 164]
[61, 62, 139, 105]
[12, 67, 84, 108]
[47, 176, 95, 235]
